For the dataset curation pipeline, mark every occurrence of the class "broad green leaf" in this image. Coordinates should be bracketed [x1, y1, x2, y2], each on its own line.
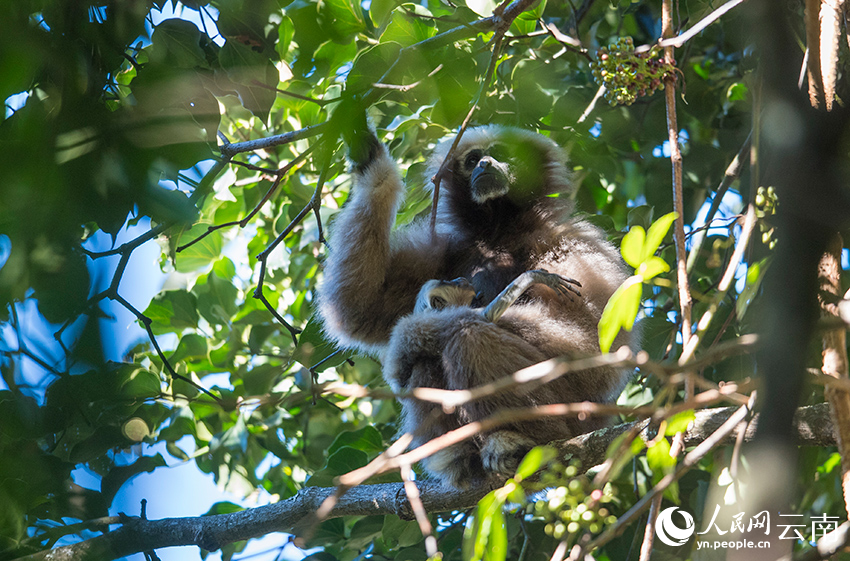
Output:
[328, 426, 385, 456]
[665, 410, 696, 436]
[598, 276, 642, 353]
[100, 454, 167, 507]
[620, 226, 645, 268]
[194, 269, 239, 325]
[642, 212, 678, 262]
[319, 0, 367, 43]
[515, 445, 557, 481]
[737, 257, 771, 319]
[120, 369, 162, 399]
[382, 515, 424, 548]
[370, 0, 398, 29]
[169, 333, 209, 364]
[467, 0, 499, 17]
[293, 317, 354, 370]
[203, 501, 244, 515]
[464, 490, 507, 561]
[174, 223, 222, 273]
[637, 256, 670, 281]
[646, 437, 677, 492]
[627, 205, 654, 230]
[347, 516, 385, 550]
[381, 5, 437, 46]
[144, 289, 200, 334]
[276, 16, 295, 60]
[150, 19, 207, 68]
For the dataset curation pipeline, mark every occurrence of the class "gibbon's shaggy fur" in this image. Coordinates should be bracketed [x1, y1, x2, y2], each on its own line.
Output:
[318, 125, 633, 488]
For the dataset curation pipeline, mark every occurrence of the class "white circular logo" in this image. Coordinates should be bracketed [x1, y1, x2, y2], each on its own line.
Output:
[655, 506, 695, 547]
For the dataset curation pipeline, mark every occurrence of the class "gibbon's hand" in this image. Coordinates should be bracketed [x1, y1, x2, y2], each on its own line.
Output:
[481, 269, 583, 323]
[530, 269, 582, 302]
[330, 95, 381, 171]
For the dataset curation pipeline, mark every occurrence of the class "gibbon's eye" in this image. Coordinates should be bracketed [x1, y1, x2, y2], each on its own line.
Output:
[464, 150, 484, 170]
[430, 295, 447, 309]
[488, 143, 510, 162]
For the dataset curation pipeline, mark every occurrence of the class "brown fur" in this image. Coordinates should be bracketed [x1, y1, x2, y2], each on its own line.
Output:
[318, 126, 633, 488]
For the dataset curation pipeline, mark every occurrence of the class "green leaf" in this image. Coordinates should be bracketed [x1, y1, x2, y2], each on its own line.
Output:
[370, 0, 398, 29]
[382, 515, 424, 548]
[307, 446, 369, 487]
[276, 16, 295, 60]
[467, 0, 499, 17]
[347, 516, 385, 550]
[101, 454, 167, 507]
[637, 256, 670, 281]
[737, 257, 771, 319]
[318, 0, 367, 43]
[620, 225, 645, 268]
[195, 269, 239, 325]
[627, 205, 654, 230]
[642, 212, 678, 262]
[144, 289, 200, 334]
[203, 501, 244, 515]
[293, 317, 354, 370]
[328, 426, 385, 456]
[150, 19, 207, 68]
[380, 5, 437, 46]
[120, 369, 162, 399]
[665, 410, 696, 436]
[175, 223, 223, 273]
[464, 490, 507, 561]
[169, 333, 209, 364]
[598, 276, 642, 353]
[646, 437, 677, 487]
[514, 445, 557, 481]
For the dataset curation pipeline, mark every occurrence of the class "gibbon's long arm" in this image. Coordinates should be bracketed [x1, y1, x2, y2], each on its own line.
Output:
[481, 269, 581, 322]
[319, 127, 445, 354]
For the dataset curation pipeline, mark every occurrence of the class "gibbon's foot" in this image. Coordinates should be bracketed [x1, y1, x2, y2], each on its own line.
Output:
[424, 444, 486, 490]
[481, 430, 536, 477]
[527, 269, 582, 301]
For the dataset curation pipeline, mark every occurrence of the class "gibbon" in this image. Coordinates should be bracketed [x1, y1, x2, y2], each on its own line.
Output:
[384, 271, 583, 484]
[318, 123, 633, 487]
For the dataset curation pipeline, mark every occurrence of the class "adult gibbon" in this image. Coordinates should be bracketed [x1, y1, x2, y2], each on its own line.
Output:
[384, 271, 583, 485]
[318, 121, 633, 487]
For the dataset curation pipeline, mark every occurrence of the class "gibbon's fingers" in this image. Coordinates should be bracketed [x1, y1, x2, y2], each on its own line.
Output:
[554, 275, 583, 301]
[520, 269, 582, 302]
[332, 96, 381, 171]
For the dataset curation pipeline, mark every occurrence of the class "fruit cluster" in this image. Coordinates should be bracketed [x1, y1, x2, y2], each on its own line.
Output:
[589, 37, 676, 106]
[755, 186, 778, 249]
[532, 462, 617, 540]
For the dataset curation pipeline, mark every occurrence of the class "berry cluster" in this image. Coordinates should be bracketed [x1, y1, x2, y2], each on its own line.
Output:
[589, 37, 675, 106]
[755, 186, 778, 249]
[532, 462, 617, 540]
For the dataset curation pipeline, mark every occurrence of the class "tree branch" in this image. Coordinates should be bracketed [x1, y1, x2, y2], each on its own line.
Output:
[20, 403, 834, 561]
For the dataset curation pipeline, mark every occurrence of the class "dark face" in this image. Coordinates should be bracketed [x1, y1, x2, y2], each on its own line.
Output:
[459, 143, 513, 203]
[456, 139, 547, 205]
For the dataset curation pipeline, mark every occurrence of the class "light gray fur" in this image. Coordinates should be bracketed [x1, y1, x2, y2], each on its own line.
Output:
[317, 126, 634, 488]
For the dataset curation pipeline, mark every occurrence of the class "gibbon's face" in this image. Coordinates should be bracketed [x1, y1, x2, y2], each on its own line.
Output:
[455, 133, 548, 204]
[414, 278, 476, 313]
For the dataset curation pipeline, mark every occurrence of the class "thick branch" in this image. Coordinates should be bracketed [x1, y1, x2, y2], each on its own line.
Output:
[22, 403, 834, 561]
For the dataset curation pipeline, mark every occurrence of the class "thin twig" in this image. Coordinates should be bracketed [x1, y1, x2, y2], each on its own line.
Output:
[400, 463, 439, 557]
[680, 205, 757, 362]
[686, 131, 753, 273]
[651, 0, 747, 49]
[177, 145, 315, 253]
